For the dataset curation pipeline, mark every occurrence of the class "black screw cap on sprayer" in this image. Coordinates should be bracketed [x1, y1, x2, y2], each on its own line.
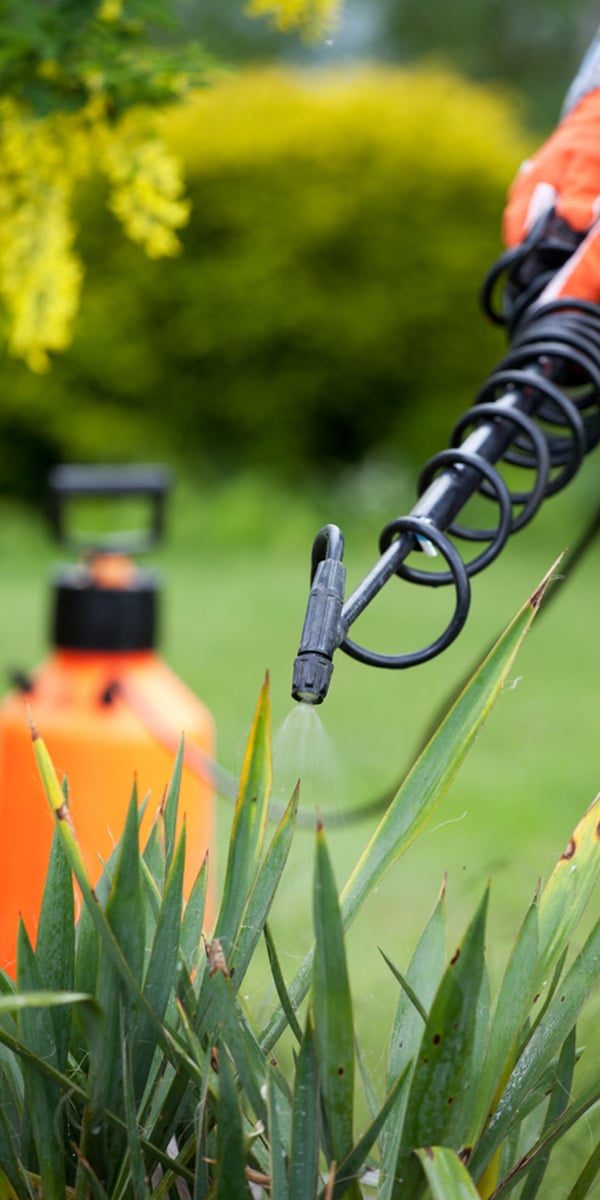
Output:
[291, 525, 346, 705]
[47, 464, 172, 652]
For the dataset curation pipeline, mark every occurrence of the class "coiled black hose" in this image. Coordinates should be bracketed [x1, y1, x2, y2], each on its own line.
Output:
[339, 306, 600, 672]
[292, 212, 600, 703]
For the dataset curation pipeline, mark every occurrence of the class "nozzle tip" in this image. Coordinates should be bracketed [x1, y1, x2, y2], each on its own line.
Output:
[291, 652, 334, 705]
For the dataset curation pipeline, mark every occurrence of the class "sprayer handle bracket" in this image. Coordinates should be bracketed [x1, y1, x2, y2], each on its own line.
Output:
[47, 464, 172, 556]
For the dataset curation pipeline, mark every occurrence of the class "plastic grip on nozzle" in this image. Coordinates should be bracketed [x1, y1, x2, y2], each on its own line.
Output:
[291, 558, 347, 704]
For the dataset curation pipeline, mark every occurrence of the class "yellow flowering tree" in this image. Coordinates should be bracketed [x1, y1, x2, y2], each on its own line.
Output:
[247, 0, 341, 33]
[0, 0, 340, 371]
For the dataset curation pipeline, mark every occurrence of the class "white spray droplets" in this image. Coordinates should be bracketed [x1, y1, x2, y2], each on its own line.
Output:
[273, 702, 345, 817]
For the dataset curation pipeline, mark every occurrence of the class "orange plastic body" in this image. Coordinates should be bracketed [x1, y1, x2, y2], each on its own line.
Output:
[0, 650, 215, 973]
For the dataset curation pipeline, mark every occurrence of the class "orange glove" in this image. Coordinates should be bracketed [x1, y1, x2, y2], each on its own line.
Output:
[503, 88, 600, 303]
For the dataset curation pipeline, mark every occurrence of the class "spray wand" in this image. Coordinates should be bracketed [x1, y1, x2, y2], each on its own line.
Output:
[292, 211, 600, 706]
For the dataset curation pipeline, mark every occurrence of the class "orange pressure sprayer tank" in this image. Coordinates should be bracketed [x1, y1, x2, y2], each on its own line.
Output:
[0, 465, 215, 972]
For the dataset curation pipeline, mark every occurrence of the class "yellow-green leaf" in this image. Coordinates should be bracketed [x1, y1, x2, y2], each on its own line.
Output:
[416, 1146, 481, 1198]
[215, 674, 272, 956]
[536, 793, 600, 986]
[0, 1168, 19, 1200]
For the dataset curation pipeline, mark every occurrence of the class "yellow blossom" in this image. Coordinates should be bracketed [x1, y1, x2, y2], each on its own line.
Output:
[0, 101, 85, 371]
[98, 0, 123, 20]
[0, 0, 339, 370]
[82, 69, 106, 93]
[100, 113, 190, 258]
[0, 99, 190, 368]
[247, 0, 341, 34]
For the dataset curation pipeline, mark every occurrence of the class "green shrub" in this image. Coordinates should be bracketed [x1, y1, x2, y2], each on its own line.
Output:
[0, 66, 532, 497]
[0, 564, 599, 1197]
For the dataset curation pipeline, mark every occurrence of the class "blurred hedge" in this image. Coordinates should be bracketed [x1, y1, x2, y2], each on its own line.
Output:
[0, 67, 532, 498]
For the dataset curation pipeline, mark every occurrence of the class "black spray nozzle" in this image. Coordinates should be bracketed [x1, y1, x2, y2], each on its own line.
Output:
[292, 525, 346, 705]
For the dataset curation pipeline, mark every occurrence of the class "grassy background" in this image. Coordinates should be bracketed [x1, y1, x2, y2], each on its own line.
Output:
[1, 464, 599, 1192]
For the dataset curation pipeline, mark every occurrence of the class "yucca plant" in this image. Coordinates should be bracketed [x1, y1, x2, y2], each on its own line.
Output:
[0, 559, 598, 1199]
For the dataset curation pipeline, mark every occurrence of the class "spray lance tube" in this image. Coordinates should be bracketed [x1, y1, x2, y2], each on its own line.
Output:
[292, 211, 600, 705]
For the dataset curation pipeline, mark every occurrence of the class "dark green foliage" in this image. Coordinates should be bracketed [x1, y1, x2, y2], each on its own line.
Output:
[0, 0, 209, 115]
[379, 0, 597, 130]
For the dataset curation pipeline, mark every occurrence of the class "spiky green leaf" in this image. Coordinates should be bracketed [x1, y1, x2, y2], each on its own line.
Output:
[216, 675, 272, 957]
[536, 793, 600, 986]
[90, 782, 146, 1174]
[16, 922, 64, 1200]
[265, 922, 303, 1045]
[415, 1146, 481, 1198]
[397, 891, 489, 1195]
[181, 850, 209, 975]
[209, 969, 267, 1125]
[380, 884, 446, 1200]
[268, 1068, 290, 1200]
[121, 1008, 151, 1200]
[35, 823, 75, 1070]
[0, 1019, 195, 1189]
[133, 824, 186, 1104]
[193, 1045, 213, 1200]
[74, 899, 100, 991]
[325, 1061, 412, 1200]
[519, 1026, 576, 1200]
[379, 949, 429, 1025]
[142, 808, 166, 894]
[474, 898, 539, 1144]
[32, 729, 197, 1082]
[215, 1048, 249, 1199]
[290, 1015, 319, 1200]
[231, 783, 298, 988]
[313, 821, 355, 1168]
[0, 1099, 22, 1196]
[163, 736, 184, 874]
[473, 918, 600, 1179]
[488, 1077, 600, 1199]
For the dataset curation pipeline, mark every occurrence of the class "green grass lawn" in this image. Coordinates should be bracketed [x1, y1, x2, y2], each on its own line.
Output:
[0, 465, 598, 1194]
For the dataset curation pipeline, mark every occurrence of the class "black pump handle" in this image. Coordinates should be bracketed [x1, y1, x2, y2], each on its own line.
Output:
[47, 464, 172, 556]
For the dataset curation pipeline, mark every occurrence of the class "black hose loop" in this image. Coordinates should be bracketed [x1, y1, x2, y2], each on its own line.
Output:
[342, 517, 470, 669]
[414, 448, 513, 578]
[480, 243, 525, 326]
[475, 367, 587, 493]
[310, 524, 345, 581]
[451, 402, 551, 530]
